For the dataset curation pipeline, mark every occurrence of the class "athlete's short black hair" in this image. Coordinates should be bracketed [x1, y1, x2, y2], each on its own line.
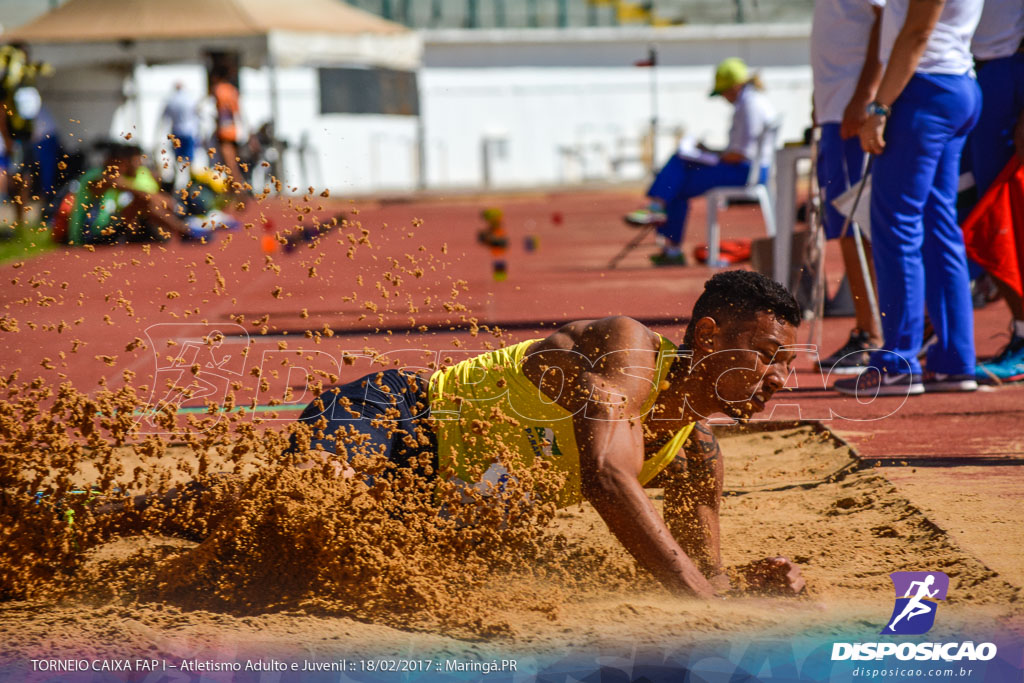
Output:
[683, 270, 801, 348]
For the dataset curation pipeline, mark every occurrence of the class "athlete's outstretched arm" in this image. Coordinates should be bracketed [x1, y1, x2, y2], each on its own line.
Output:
[555, 317, 718, 598]
[661, 423, 725, 581]
[658, 426, 804, 596]
[577, 413, 717, 599]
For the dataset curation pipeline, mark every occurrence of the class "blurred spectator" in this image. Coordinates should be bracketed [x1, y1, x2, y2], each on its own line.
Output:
[967, 0, 1024, 382]
[210, 67, 245, 193]
[835, 0, 983, 397]
[811, 0, 885, 376]
[624, 58, 775, 266]
[0, 129, 7, 218]
[0, 43, 52, 226]
[64, 142, 196, 246]
[160, 81, 200, 187]
[30, 104, 59, 202]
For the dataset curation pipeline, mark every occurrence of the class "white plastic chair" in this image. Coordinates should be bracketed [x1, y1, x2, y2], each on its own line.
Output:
[704, 118, 781, 266]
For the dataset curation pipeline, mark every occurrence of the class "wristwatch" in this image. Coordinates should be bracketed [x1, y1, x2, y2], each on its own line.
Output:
[866, 101, 891, 118]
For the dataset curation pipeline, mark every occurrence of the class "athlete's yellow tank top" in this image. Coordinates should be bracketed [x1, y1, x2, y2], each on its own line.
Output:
[428, 336, 694, 508]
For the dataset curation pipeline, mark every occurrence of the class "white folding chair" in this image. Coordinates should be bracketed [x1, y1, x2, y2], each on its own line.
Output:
[704, 118, 781, 266]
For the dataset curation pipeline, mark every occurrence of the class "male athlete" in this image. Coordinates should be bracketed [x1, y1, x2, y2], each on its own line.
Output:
[291, 270, 806, 599]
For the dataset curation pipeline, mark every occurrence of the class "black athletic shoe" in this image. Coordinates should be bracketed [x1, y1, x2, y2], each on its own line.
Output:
[922, 371, 978, 393]
[817, 328, 875, 376]
[834, 368, 924, 397]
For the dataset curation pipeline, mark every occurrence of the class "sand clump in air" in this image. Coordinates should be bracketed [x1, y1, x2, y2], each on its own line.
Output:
[0, 179, 599, 641]
[2, 402, 1021, 661]
[0, 372, 601, 641]
[1, 177, 1022, 663]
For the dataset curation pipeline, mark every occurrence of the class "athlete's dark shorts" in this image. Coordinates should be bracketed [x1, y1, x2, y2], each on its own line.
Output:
[288, 368, 438, 472]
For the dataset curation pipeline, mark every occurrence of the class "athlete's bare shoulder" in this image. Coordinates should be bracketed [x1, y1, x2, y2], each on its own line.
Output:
[527, 316, 660, 362]
[522, 317, 663, 414]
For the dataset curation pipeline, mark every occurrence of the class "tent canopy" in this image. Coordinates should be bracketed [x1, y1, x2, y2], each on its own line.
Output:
[2, 0, 420, 69]
[5, 0, 407, 42]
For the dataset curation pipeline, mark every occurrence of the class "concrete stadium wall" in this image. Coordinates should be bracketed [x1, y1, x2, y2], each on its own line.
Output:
[419, 24, 812, 189]
[36, 23, 812, 194]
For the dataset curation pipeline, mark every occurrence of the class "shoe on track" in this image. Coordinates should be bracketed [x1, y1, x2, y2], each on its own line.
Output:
[975, 334, 1024, 383]
[649, 251, 688, 267]
[816, 328, 875, 376]
[922, 371, 978, 393]
[834, 367, 923, 397]
[624, 207, 667, 227]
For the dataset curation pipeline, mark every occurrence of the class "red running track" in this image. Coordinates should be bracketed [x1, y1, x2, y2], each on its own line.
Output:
[1, 189, 1020, 463]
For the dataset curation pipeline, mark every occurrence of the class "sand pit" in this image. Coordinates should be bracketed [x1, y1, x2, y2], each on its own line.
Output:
[2, 425, 1020, 672]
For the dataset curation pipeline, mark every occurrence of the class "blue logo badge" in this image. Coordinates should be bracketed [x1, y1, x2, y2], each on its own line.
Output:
[882, 571, 949, 635]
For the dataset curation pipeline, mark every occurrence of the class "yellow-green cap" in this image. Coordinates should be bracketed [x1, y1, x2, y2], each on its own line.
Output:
[711, 57, 749, 97]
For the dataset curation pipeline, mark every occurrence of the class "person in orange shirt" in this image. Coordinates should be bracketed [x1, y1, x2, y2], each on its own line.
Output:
[210, 68, 246, 194]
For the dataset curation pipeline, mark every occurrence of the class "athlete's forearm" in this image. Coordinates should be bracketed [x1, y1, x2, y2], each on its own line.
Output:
[852, 7, 884, 105]
[842, 7, 885, 139]
[585, 470, 716, 598]
[696, 505, 723, 574]
[663, 423, 724, 577]
[873, 1, 943, 108]
[664, 483, 721, 576]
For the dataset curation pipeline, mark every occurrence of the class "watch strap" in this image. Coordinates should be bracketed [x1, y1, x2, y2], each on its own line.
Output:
[866, 101, 891, 117]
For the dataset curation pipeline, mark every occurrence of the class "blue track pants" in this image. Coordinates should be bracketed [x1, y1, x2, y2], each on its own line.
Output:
[870, 72, 981, 375]
[969, 53, 1024, 197]
[817, 122, 867, 240]
[647, 155, 761, 244]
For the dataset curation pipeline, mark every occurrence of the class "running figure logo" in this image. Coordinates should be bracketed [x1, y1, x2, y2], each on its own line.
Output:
[882, 571, 949, 635]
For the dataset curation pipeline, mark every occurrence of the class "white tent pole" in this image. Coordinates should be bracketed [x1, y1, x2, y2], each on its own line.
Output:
[416, 70, 426, 190]
[133, 54, 145, 146]
[266, 47, 284, 186]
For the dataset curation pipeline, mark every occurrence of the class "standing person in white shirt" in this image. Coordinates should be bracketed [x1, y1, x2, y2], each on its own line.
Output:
[160, 82, 200, 187]
[835, 0, 984, 397]
[968, 0, 1024, 383]
[624, 58, 776, 267]
[811, 0, 886, 376]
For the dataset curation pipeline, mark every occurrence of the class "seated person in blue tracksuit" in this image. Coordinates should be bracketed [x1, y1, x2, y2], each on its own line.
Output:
[625, 58, 775, 266]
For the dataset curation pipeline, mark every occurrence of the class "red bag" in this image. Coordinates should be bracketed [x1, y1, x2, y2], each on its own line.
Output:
[961, 156, 1024, 297]
[693, 238, 752, 264]
[50, 191, 76, 244]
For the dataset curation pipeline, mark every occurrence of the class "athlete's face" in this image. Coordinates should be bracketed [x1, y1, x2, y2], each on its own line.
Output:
[693, 311, 797, 420]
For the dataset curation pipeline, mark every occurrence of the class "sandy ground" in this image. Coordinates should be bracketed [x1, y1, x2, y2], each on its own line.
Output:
[1, 425, 1020, 671]
[880, 467, 1024, 599]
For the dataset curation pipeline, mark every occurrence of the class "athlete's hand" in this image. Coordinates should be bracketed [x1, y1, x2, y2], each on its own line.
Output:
[841, 95, 871, 140]
[709, 571, 733, 596]
[732, 557, 806, 596]
[859, 113, 886, 155]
